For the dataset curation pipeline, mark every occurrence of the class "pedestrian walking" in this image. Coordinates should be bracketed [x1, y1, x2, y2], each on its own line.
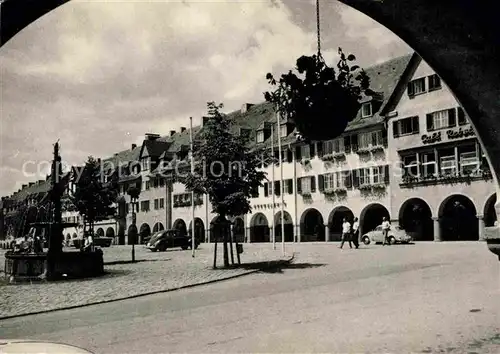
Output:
[352, 217, 360, 249]
[381, 217, 391, 246]
[339, 218, 352, 249]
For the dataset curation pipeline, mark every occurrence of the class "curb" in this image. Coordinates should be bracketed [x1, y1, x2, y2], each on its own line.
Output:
[0, 253, 295, 321]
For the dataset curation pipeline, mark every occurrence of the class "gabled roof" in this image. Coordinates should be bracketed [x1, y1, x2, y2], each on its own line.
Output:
[139, 139, 172, 159]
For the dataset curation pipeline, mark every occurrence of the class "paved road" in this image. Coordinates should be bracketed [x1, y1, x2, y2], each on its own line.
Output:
[1, 242, 499, 353]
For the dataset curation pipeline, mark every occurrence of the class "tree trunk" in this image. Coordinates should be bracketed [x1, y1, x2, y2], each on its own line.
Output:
[229, 229, 235, 266]
[223, 226, 229, 268]
[213, 236, 218, 269]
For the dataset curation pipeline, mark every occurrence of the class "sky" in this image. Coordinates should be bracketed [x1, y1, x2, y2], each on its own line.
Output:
[0, 0, 412, 197]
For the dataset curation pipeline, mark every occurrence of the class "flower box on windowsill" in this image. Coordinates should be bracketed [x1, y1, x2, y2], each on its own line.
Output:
[334, 188, 347, 194]
[372, 183, 386, 190]
[399, 170, 494, 188]
[323, 189, 335, 195]
[333, 152, 346, 159]
[356, 148, 371, 155]
[359, 184, 372, 191]
[370, 146, 384, 153]
[301, 192, 312, 198]
[321, 154, 335, 162]
[301, 159, 311, 165]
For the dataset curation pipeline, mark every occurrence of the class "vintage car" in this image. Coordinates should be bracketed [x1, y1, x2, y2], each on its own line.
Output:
[361, 225, 413, 245]
[145, 229, 200, 252]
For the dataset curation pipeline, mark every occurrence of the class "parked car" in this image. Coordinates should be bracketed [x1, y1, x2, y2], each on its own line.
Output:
[145, 229, 200, 252]
[362, 225, 412, 245]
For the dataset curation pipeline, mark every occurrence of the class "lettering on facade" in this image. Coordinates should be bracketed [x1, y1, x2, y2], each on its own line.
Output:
[421, 132, 442, 144]
[446, 126, 475, 140]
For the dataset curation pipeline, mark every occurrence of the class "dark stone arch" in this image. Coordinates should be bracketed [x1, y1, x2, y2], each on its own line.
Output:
[106, 227, 115, 238]
[328, 206, 354, 242]
[127, 224, 138, 245]
[300, 208, 324, 242]
[153, 222, 165, 233]
[398, 198, 433, 241]
[173, 219, 187, 236]
[249, 213, 269, 243]
[232, 217, 245, 243]
[96, 228, 105, 237]
[439, 194, 478, 241]
[273, 211, 294, 243]
[189, 218, 205, 243]
[484, 194, 497, 227]
[118, 223, 126, 245]
[359, 203, 390, 237]
[139, 223, 151, 243]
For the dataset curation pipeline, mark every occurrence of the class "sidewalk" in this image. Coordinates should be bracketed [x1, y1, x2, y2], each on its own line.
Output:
[0, 244, 292, 319]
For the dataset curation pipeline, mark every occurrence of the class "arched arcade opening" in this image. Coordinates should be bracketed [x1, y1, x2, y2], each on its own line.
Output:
[232, 217, 245, 243]
[189, 218, 205, 243]
[300, 208, 324, 242]
[360, 203, 390, 237]
[139, 223, 151, 244]
[127, 224, 138, 245]
[250, 213, 269, 243]
[106, 227, 115, 238]
[153, 222, 165, 233]
[274, 211, 294, 242]
[398, 198, 433, 241]
[96, 228, 104, 237]
[328, 206, 354, 242]
[439, 195, 478, 241]
[173, 219, 187, 236]
[484, 194, 497, 227]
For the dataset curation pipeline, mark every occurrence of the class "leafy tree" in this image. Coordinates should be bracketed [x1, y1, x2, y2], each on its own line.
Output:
[70, 156, 118, 237]
[181, 102, 267, 268]
[264, 48, 370, 142]
[126, 184, 140, 262]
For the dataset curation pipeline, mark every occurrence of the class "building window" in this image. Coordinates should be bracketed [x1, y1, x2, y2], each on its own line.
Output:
[403, 154, 419, 178]
[439, 148, 457, 176]
[154, 199, 159, 210]
[334, 172, 345, 188]
[372, 166, 384, 184]
[358, 130, 383, 149]
[457, 107, 467, 125]
[428, 74, 441, 91]
[323, 138, 344, 154]
[420, 151, 437, 177]
[160, 198, 165, 209]
[145, 181, 150, 190]
[361, 102, 372, 118]
[141, 158, 150, 171]
[393, 116, 419, 137]
[140, 201, 150, 212]
[407, 77, 426, 96]
[358, 168, 371, 186]
[427, 109, 456, 131]
[324, 173, 335, 191]
[301, 177, 311, 193]
[459, 144, 479, 175]
[160, 178, 165, 187]
[257, 130, 264, 143]
[300, 145, 311, 159]
[280, 124, 288, 138]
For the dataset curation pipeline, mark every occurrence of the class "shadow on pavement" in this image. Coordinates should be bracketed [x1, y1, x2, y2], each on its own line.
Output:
[237, 259, 326, 274]
[104, 259, 171, 265]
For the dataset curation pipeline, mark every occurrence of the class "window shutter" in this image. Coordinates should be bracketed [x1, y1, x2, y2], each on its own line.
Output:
[412, 116, 420, 134]
[274, 181, 280, 196]
[407, 82, 414, 97]
[318, 174, 324, 192]
[287, 179, 293, 194]
[448, 108, 456, 127]
[426, 114, 434, 131]
[393, 121, 400, 138]
[310, 176, 316, 193]
[351, 134, 359, 152]
[384, 165, 390, 184]
[317, 141, 324, 158]
[382, 129, 388, 147]
[287, 149, 293, 163]
[264, 183, 269, 197]
[344, 136, 351, 153]
[344, 170, 353, 189]
[353, 169, 360, 188]
[310, 143, 316, 158]
[295, 146, 302, 161]
[457, 107, 466, 125]
[297, 177, 302, 194]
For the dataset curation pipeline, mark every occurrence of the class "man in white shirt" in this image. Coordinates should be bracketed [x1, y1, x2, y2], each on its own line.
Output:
[352, 217, 360, 249]
[381, 217, 391, 246]
[339, 218, 352, 249]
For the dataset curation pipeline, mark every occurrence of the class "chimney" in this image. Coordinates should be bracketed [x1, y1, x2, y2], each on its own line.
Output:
[145, 133, 161, 141]
[38, 179, 44, 185]
[131, 144, 137, 150]
[180, 127, 187, 133]
[169, 130, 176, 136]
[241, 103, 254, 114]
[22, 184, 27, 190]
[29, 182, 35, 187]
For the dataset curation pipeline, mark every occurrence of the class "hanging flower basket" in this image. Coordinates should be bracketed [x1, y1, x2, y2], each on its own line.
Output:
[264, 49, 370, 142]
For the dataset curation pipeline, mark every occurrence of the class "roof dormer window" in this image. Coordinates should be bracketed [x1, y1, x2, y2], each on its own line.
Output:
[280, 124, 288, 138]
[361, 102, 373, 118]
[141, 157, 150, 171]
[257, 130, 265, 143]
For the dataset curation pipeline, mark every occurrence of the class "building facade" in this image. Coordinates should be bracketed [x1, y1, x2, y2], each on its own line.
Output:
[2, 52, 495, 244]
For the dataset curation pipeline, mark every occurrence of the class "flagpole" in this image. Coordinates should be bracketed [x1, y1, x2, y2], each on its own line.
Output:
[277, 109, 285, 256]
[271, 124, 276, 250]
[189, 116, 196, 258]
